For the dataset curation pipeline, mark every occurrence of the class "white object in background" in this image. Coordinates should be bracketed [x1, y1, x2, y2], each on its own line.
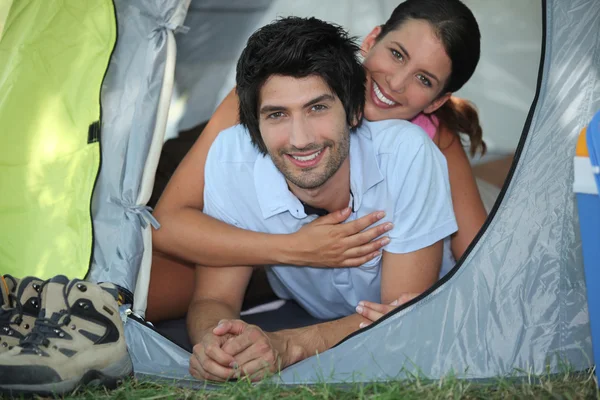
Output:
[574, 156, 599, 195]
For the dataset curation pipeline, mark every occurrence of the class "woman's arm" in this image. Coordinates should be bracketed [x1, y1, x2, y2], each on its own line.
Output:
[436, 125, 488, 260]
[152, 89, 389, 268]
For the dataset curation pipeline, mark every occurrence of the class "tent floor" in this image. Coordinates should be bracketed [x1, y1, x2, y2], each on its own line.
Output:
[153, 300, 330, 352]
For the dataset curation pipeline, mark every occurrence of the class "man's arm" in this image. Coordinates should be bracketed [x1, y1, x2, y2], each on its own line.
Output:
[279, 243, 442, 356]
[355, 242, 442, 324]
[187, 262, 253, 381]
[218, 244, 442, 379]
[379, 242, 442, 304]
[216, 311, 368, 379]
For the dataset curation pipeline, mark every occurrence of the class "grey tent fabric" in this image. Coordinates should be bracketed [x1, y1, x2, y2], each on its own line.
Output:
[124, 313, 193, 382]
[119, 0, 600, 384]
[174, 0, 273, 132]
[275, 0, 599, 383]
[90, 0, 190, 290]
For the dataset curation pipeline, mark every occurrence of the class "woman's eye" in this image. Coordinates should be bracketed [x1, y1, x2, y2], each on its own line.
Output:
[311, 104, 327, 112]
[391, 49, 404, 61]
[417, 75, 432, 87]
[268, 112, 285, 119]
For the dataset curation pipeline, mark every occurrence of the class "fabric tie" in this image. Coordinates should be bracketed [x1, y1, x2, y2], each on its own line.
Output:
[109, 197, 161, 230]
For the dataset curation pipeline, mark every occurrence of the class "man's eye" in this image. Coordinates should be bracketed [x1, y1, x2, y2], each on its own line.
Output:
[390, 49, 404, 61]
[417, 74, 432, 87]
[311, 104, 327, 112]
[268, 112, 285, 119]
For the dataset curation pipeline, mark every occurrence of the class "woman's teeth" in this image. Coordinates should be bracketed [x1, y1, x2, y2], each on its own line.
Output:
[373, 82, 397, 106]
[292, 150, 322, 162]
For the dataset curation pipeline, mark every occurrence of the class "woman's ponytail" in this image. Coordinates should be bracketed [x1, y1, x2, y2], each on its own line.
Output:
[434, 96, 486, 157]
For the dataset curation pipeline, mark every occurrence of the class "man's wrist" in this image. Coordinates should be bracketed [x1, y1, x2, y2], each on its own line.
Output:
[188, 320, 218, 347]
[268, 330, 306, 369]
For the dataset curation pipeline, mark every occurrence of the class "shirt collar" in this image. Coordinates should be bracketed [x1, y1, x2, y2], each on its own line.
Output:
[254, 154, 307, 219]
[350, 126, 384, 210]
[253, 127, 384, 219]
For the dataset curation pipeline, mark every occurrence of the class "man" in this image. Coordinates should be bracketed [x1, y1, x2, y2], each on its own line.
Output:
[188, 17, 457, 381]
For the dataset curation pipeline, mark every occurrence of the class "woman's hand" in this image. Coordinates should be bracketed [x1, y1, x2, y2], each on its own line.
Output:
[355, 293, 420, 328]
[288, 208, 393, 268]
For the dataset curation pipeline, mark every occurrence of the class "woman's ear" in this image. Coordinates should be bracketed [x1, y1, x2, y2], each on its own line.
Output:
[360, 26, 382, 57]
[423, 92, 452, 114]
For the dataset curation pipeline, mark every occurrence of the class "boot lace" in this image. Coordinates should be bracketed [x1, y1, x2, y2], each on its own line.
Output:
[20, 313, 70, 349]
[20, 282, 71, 351]
[0, 293, 24, 335]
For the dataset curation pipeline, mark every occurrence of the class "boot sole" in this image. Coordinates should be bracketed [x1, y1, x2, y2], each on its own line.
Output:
[0, 352, 133, 397]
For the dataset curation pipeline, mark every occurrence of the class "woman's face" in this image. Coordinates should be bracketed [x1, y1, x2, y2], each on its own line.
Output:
[361, 19, 453, 121]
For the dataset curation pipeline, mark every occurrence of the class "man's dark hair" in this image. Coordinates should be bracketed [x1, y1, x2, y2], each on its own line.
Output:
[236, 17, 366, 154]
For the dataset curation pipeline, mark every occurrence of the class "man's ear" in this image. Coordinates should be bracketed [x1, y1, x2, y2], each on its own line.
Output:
[360, 26, 382, 58]
[423, 92, 452, 114]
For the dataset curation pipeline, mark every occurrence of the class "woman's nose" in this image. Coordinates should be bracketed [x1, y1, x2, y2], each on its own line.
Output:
[386, 71, 408, 93]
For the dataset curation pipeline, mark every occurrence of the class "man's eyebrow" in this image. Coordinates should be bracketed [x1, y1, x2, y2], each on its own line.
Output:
[260, 94, 335, 115]
[391, 41, 440, 83]
[259, 105, 287, 115]
[303, 94, 335, 108]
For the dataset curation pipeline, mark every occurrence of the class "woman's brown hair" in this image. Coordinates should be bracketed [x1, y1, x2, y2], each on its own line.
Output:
[434, 96, 486, 157]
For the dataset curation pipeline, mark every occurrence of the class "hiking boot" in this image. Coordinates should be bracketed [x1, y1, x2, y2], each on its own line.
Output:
[0, 274, 17, 311]
[0, 275, 133, 397]
[0, 275, 43, 353]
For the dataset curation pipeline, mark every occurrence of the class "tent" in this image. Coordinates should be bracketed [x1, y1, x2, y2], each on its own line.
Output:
[1, 0, 599, 386]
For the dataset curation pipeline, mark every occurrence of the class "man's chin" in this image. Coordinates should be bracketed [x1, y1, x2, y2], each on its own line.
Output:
[286, 173, 328, 191]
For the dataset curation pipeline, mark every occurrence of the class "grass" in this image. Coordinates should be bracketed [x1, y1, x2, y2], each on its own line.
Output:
[9, 369, 597, 400]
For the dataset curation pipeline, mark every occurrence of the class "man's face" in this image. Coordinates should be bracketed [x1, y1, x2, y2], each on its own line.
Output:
[258, 74, 350, 190]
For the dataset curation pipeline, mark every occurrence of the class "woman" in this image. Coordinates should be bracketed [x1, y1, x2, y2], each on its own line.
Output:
[147, 0, 487, 323]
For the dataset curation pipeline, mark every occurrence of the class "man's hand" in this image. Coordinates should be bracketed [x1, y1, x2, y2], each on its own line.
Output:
[214, 319, 285, 382]
[355, 293, 420, 328]
[290, 208, 393, 268]
[189, 330, 237, 382]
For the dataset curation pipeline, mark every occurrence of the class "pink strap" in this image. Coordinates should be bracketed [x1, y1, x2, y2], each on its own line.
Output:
[410, 113, 438, 139]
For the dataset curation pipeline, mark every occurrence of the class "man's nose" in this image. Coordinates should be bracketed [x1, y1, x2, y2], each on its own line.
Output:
[289, 117, 316, 149]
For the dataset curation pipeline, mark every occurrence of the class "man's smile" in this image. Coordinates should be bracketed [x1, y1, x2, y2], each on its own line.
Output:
[286, 148, 326, 168]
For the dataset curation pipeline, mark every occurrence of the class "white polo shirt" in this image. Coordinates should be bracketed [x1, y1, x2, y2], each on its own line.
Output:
[204, 119, 457, 319]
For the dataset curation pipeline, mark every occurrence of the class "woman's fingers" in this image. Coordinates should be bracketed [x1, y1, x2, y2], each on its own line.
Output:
[340, 211, 387, 236]
[310, 207, 352, 226]
[336, 216, 392, 267]
[356, 294, 421, 326]
[292, 209, 390, 268]
[356, 300, 395, 322]
[339, 235, 391, 267]
[347, 221, 393, 247]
